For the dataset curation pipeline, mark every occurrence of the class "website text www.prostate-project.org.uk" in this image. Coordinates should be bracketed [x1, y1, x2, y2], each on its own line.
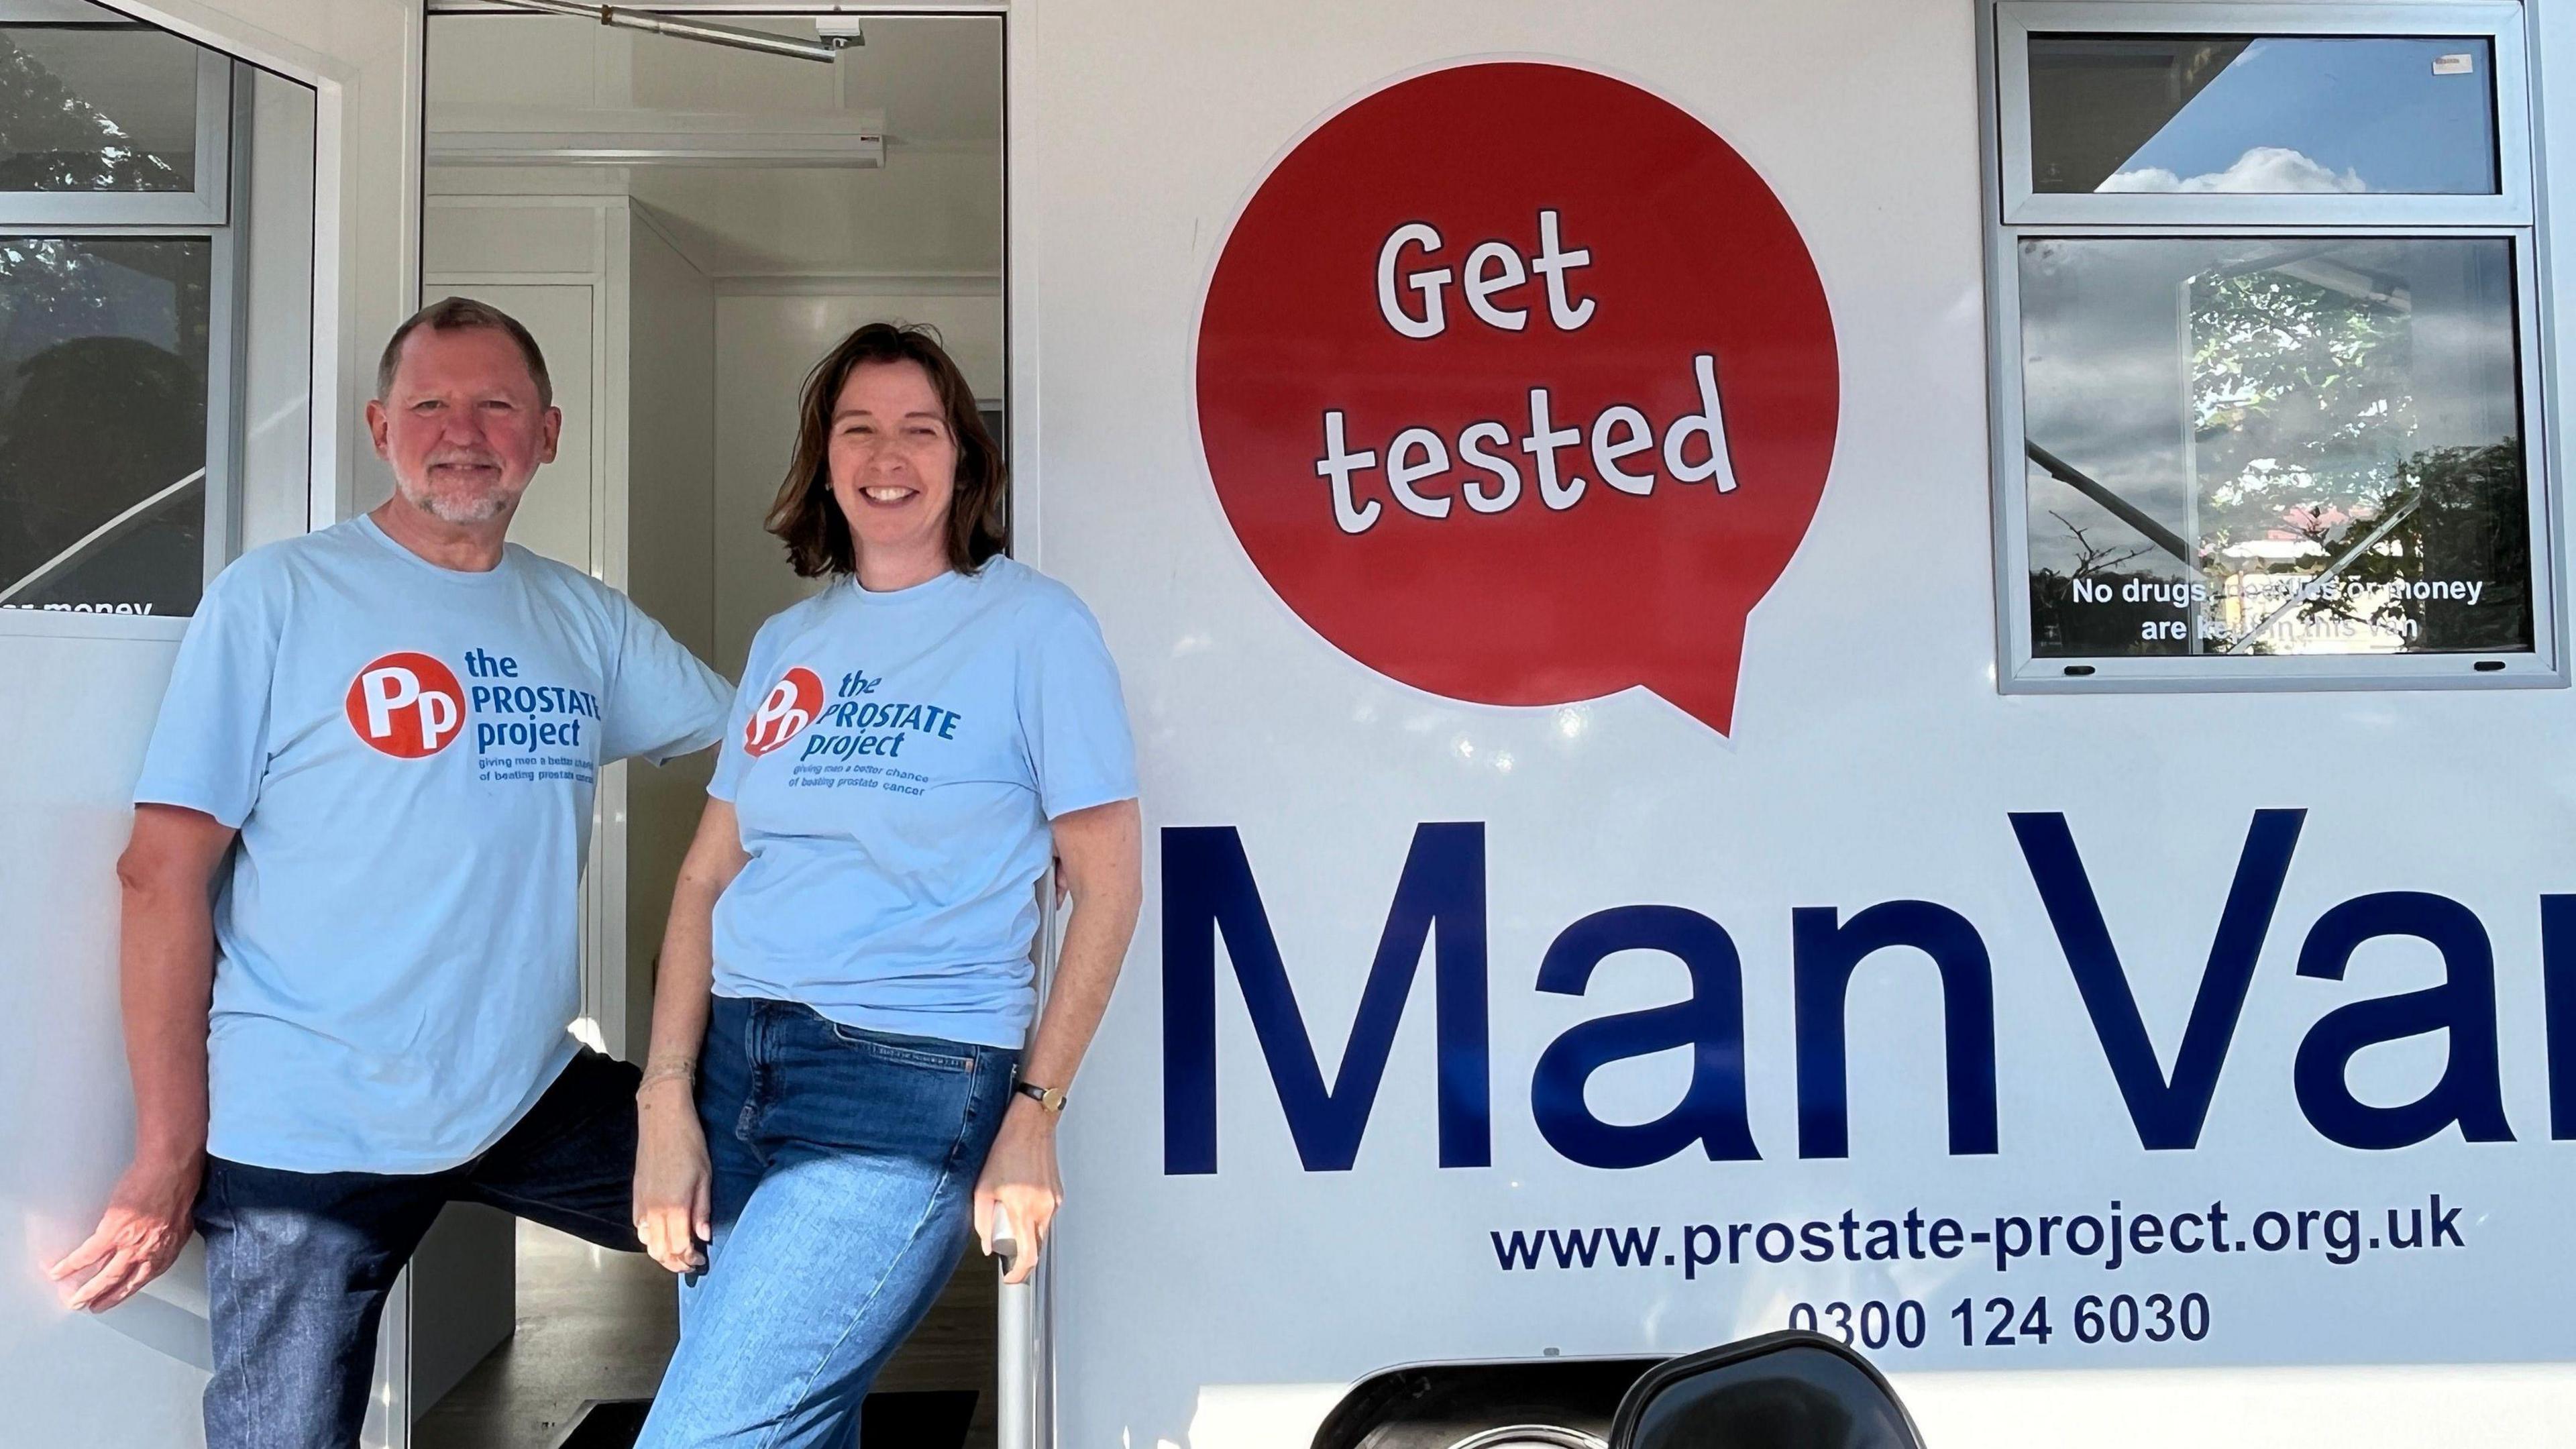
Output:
[1487, 1194, 2469, 1355]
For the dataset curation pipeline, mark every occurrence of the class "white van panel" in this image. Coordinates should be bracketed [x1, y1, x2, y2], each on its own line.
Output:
[1026, 0, 2576, 1444]
[0, 630, 203, 1446]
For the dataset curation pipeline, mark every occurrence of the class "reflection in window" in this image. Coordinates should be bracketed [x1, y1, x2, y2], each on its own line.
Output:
[2029, 36, 2498, 195]
[0, 237, 211, 616]
[0, 7, 205, 192]
[2021, 237, 2529, 658]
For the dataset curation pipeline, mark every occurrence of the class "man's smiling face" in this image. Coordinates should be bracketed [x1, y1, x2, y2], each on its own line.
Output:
[369, 324, 561, 527]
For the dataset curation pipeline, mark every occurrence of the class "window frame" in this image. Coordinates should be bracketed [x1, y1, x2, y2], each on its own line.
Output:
[0, 38, 233, 227]
[0, 44, 252, 615]
[1981, 0, 2563, 694]
[1997, 2, 2532, 227]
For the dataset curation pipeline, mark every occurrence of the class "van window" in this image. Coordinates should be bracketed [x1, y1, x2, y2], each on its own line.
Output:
[2026, 35, 2500, 197]
[0, 237, 213, 617]
[1, 14, 213, 193]
[1988, 2, 2551, 690]
[0, 1, 239, 619]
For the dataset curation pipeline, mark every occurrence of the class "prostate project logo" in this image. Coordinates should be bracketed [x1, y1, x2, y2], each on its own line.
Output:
[745, 666, 826, 757]
[1194, 62, 1839, 733]
[345, 651, 466, 758]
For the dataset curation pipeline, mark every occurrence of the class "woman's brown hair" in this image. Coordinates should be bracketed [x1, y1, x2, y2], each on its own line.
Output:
[765, 322, 1008, 578]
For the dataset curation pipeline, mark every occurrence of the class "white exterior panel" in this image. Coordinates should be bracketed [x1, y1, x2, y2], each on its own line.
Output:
[0, 633, 202, 1447]
[1024, 1, 2576, 1445]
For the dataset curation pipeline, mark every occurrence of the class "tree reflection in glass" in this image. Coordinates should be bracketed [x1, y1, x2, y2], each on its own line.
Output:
[2022, 236, 2532, 659]
[0, 14, 201, 193]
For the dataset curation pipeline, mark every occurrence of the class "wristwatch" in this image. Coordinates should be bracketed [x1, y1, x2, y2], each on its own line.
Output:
[1014, 1080, 1069, 1114]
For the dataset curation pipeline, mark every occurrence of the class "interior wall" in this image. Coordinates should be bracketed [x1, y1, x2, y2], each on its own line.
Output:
[425, 161, 1002, 284]
[414, 205, 619, 1411]
[633, 162, 1002, 282]
[419, 12, 1010, 680]
[424, 13, 1005, 285]
[407, 1205, 515, 1416]
[623, 215, 719, 1056]
[710, 290, 1005, 676]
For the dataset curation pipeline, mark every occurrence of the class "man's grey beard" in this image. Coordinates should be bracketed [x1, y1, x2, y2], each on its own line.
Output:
[398, 476, 511, 525]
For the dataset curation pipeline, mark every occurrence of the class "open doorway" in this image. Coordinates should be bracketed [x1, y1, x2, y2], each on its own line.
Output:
[409, 11, 1005, 1448]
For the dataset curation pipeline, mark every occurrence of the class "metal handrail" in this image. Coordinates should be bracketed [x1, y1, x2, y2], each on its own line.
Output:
[472, 3, 841, 62]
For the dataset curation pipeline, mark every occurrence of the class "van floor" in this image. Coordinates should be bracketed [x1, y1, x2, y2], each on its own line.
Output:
[416, 1220, 998, 1449]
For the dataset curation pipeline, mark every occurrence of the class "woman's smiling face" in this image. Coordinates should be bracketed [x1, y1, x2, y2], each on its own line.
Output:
[826, 358, 959, 576]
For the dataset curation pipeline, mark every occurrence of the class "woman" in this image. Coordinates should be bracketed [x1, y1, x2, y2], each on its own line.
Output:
[631, 323, 1141, 1446]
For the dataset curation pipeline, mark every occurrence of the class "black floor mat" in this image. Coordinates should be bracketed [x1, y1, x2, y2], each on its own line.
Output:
[863, 1390, 979, 1445]
[554, 1399, 648, 1448]
[553, 1390, 978, 1448]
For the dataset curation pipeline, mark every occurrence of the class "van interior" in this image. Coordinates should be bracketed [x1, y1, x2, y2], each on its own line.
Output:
[408, 11, 1005, 1448]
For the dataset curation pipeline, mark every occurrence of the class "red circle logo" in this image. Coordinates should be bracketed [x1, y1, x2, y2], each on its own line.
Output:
[343, 651, 468, 758]
[1195, 62, 1839, 734]
[744, 665, 825, 756]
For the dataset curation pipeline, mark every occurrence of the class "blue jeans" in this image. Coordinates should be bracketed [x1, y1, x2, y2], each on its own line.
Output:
[193, 1048, 643, 1449]
[637, 996, 1019, 1448]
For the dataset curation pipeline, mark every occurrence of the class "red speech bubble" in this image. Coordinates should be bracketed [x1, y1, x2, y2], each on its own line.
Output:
[1195, 62, 1838, 734]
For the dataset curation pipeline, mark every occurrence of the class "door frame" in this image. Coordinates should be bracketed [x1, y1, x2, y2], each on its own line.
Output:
[405, 7, 1047, 1449]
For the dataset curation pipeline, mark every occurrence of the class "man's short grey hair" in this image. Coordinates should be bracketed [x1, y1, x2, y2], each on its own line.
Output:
[376, 296, 553, 407]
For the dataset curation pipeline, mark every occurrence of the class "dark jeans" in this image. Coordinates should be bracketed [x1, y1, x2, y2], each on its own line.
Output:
[193, 1048, 643, 1449]
[634, 997, 1019, 1448]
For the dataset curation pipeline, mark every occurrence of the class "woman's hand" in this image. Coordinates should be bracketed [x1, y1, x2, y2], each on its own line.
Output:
[973, 1099, 1062, 1285]
[633, 1078, 712, 1274]
[974, 800, 1136, 1286]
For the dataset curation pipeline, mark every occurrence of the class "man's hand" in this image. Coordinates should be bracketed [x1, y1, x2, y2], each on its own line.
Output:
[974, 1099, 1063, 1286]
[63, 802, 233, 1313]
[49, 1152, 202, 1312]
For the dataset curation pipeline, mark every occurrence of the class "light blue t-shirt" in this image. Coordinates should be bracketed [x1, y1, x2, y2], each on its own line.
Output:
[132, 515, 731, 1173]
[709, 557, 1137, 1048]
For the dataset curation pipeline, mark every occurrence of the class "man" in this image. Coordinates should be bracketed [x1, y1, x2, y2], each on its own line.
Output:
[46, 297, 732, 1448]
